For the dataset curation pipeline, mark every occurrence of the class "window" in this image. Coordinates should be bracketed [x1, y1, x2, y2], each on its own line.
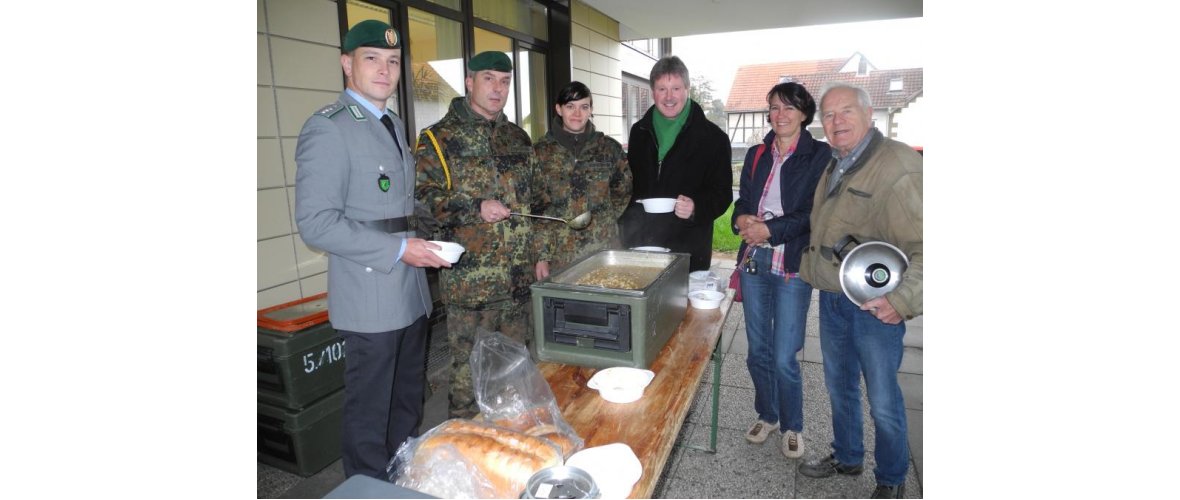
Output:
[889, 77, 903, 91]
[624, 38, 659, 59]
[518, 47, 549, 139]
[474, 0, 548, 41]
[424, 0, 460, 10]
[621, 73, 652, 143]
[408, 7, 464, 136]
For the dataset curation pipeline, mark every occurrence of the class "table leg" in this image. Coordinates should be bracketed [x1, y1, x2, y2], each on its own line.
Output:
[684, 338, 721, 454]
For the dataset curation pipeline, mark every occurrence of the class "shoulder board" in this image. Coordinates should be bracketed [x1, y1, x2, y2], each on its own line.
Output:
[347, 105, 367, 121]
[315, 102, 344, 118]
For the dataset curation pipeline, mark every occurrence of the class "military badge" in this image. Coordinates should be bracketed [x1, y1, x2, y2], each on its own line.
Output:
[378, 173, 391, 192]
[385, 28, 399, 47]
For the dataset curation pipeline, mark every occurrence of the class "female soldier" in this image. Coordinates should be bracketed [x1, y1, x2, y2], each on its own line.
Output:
[533, 81, 632, 278]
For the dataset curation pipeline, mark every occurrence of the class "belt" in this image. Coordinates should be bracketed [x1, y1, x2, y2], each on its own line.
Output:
[359, 216, 415, 234]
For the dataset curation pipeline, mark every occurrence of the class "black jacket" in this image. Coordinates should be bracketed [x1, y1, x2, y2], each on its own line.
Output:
[730, 129, 830, 273]
[620, 100, 733, 271]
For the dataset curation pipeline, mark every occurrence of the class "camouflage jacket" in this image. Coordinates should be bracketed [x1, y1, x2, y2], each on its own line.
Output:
[533, 116, 632, 270]
[414, 96, 545, 308]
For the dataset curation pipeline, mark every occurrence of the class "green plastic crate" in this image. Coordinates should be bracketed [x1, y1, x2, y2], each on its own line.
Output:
[257, 388, 344, 476]
[258, 320, 346, 409]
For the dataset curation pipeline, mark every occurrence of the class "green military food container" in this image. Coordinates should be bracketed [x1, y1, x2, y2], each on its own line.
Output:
[258, 294, 346, 409]
[258, 388, 344, 476]
[531, 250, 689, 369]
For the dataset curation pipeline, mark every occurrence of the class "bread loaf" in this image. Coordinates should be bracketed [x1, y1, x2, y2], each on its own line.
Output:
[436, 419, 561, 464]
[412, 420, 562, 498]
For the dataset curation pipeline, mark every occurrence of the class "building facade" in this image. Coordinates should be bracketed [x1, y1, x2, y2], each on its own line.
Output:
[725, 52, 924, 147]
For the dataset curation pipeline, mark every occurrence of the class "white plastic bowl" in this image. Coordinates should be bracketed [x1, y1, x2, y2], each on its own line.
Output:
[689, 271, 718, 292]
[587, 367, 656, 404]
[428, 241, 465, 264]
[637, 198, 677, 213]
[688, 290, 725, 309]
[630, 246, 670, 252]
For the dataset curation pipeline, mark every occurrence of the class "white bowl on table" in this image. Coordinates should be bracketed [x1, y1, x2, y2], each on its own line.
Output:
[637, 198, 677, 213]
[688, 290, 725, 309]
[428, 241, 465, 264]
[630, 246, 670, 253]
[587, 367, 656, 404]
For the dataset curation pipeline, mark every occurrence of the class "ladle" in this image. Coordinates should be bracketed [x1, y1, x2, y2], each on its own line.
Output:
[509, 210, 593, 230]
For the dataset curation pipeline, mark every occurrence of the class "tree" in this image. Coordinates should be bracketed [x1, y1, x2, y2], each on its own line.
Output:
[690, 76, 727, 132]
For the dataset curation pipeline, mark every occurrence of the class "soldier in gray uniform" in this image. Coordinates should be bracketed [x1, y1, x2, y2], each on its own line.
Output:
[294, 19, 449, 479]
[414, 51, 547, 419]
[533, 81, 631, 277]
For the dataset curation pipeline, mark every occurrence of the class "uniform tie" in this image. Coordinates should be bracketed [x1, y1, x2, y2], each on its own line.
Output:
[380, 114, 404, 157]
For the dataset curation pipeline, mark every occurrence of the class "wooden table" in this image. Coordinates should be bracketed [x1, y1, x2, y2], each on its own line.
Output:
[538, 290, 734, 498]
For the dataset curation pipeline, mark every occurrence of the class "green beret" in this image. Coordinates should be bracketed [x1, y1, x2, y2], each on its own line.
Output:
[342, 19, 400, 53]
[468, 51, 513, 72]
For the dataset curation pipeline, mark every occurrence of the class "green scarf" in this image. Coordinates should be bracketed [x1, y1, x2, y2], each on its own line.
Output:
[653, 98, 692, 163]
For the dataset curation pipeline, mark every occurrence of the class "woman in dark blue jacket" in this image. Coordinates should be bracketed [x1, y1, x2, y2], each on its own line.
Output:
[730, 82, 830, 459]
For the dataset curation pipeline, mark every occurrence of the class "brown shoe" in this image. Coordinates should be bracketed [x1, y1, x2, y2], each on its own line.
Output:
[780, 430, 804, 458]
[744, 419, 778, 444]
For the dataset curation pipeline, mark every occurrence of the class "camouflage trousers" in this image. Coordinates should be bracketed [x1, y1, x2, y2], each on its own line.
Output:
[445, 300, 534, 419]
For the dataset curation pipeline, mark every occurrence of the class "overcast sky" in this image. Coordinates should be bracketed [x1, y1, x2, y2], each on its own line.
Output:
[672, 17, 924, 103]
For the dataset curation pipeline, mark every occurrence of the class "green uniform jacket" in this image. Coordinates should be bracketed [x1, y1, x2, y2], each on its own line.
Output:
[533, 116, 632, 271]
[414, 96, 545, 309]
[799, 129, 923, 320]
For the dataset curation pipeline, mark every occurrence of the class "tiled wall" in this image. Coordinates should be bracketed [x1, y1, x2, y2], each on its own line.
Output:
[571, 0, 624, 144]
[257, 0, 341, 309]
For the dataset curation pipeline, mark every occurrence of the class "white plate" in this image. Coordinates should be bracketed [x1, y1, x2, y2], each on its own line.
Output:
[630, 246, 670, 252]
[566, 443, 642, 499]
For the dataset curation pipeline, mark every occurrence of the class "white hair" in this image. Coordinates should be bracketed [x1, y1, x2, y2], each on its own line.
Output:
[820, 82, 872, 109]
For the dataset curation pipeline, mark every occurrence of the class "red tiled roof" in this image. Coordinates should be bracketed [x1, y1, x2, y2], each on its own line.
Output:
[725, 56, 923, 113]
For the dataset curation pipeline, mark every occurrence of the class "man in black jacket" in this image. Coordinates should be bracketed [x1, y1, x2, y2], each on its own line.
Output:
[620, 55, 732, 271]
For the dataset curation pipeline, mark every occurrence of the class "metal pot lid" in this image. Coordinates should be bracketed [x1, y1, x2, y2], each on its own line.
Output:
[838, 241, 909, 306]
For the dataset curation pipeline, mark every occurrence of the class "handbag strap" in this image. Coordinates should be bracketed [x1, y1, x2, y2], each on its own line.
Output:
[747, 143, 767, 180]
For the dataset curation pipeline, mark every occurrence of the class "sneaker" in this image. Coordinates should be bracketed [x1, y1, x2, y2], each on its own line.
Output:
[780, 430, 804, 458]
[744, 419, 779, 444]
[798, 453, 864, 478]
[870, 484, 905, 498]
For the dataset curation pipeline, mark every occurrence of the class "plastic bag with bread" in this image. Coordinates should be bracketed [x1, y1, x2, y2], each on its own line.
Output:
[472, 330, 585, 459]
[391, 419, 562, 498]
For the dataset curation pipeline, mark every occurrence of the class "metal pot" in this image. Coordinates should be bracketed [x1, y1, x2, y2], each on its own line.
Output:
[522, 465, 600, 499]
[834, 236, 909, 306]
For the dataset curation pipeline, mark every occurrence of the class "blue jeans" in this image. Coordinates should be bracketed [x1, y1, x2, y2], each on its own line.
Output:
[818, 290, 909, 485]
[740, 249, 812, 432]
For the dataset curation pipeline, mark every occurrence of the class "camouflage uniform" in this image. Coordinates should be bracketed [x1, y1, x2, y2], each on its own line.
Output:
[533, 116, 632, 271]
[414, 96, 547, 418]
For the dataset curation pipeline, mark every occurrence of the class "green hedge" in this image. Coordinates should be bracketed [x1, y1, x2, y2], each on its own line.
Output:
[712, 203, 741, 252]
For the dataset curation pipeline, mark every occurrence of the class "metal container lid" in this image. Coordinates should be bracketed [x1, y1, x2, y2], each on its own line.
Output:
[522, 465, 600, 499]
[838, 241, 909, 306]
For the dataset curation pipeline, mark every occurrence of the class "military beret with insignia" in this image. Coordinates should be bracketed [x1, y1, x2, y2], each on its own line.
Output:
[468, 51, 513, 72]
[342, 19, 401, 53]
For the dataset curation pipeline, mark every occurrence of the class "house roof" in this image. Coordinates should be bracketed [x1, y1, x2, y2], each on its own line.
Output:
[725, 54, 923, 113]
